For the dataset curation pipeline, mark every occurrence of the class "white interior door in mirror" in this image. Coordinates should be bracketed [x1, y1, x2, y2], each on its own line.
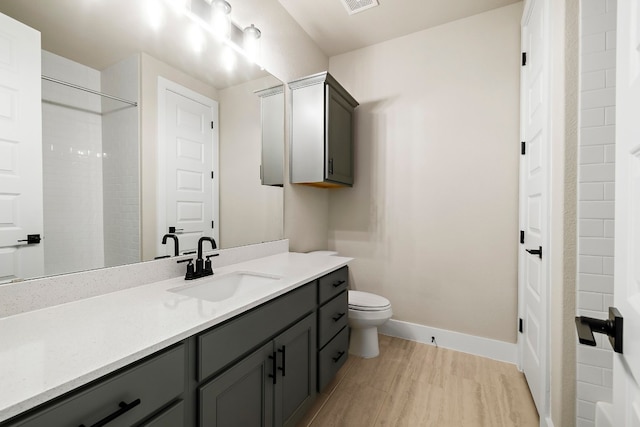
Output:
[157, 78, 219, 256]
[613, 0, 640, 425]
[0, 12, 43, 283]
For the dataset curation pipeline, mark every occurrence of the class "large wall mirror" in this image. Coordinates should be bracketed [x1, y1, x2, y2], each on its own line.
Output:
[0, 0, 284, 283]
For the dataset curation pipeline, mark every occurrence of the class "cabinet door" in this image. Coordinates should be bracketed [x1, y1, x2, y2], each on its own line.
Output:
[274, 313, 316, 427]
[325, 85, 354, 186]
[199, 342, 274, 427]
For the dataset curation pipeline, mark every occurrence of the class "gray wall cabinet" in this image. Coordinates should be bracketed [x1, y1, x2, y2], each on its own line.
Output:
[1, 267, 349, 427]
[289, 72, 358, 188]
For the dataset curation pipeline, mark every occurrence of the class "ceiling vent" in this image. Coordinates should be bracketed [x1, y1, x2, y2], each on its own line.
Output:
[341, 0, 379, 15]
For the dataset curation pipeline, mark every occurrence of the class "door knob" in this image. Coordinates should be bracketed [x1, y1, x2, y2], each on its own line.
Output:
[525, 246, 542, 259]
[575, 307, 623, 354]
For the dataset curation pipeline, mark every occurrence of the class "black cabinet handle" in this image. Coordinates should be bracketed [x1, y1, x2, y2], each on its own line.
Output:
[332, 312, 346, 322]
[268, 352, 277, 384]
[329, 158, 334, 175]
[332, 280, 346, 288]
[332, 351, 346, 363]
[277, 346, 286, 377]
[78, 398, 141, 427]
[525, 246, 542, 259]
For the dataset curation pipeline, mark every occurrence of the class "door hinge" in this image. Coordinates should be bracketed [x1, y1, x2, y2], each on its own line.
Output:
[521, 52, 527, 66]
[520, 230, 525, 244]
[211, 171, 214, 179]
[211, 220, 215, 229]
[211, 121, 214, 129]
[519, 318, 524, 333]
[521, 141, 526, 155]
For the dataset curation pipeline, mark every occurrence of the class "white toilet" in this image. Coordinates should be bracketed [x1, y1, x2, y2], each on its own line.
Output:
[307, 251, 393, 359]
[348, 290, 392, 358]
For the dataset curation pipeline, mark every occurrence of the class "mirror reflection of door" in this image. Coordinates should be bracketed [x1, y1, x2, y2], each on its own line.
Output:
[157, 78, 219, 256]
[0, 13, 44, 283]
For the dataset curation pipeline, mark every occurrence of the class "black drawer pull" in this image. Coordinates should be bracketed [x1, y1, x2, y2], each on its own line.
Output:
[277, 345, 286, 376]
[332, 351, 346, 363]
[332, 280, 346, 288]
[268, 352, 277, 384]
[332, 312, 346, 322]
[78, 398, 141, 427]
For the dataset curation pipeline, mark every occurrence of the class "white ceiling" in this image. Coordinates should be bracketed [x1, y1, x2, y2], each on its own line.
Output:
[0, 0, 268, 89]
[276, 0, 522, 57]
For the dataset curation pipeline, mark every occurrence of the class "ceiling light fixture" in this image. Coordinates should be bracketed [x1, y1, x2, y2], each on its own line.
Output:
[209, 0, 232, 40]
[243, 24, 261, 63]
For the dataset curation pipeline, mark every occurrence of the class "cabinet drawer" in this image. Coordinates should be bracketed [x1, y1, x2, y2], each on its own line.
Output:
[317, 326, 349, 391]
[12, 344, 185, 427]
[318, 291, 348, 348]
[141, 400, 184, 427]
[318, 266, 348, 304]
[198, 283, 316, 381]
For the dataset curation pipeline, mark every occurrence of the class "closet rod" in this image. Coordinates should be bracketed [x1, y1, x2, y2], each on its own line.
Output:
[41, 75, 138, 107]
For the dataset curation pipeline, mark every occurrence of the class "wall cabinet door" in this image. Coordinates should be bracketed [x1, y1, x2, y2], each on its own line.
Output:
[326, 86, 354, 186]
[274, 313, 316, 427]
[199, 342, 274, 427]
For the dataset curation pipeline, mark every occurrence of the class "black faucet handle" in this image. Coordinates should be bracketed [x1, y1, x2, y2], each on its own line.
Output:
[177, 258, 195, 280]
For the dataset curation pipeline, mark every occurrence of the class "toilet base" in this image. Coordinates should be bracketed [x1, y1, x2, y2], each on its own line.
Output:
[349, 326, 380, 358]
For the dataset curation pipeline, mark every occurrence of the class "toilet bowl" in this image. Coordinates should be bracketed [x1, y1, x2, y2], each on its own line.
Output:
[307, 251, 393, 358]
[348, 290, 392, 358]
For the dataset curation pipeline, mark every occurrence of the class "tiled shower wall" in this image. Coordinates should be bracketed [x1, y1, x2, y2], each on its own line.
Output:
[101, 56, 140, 268]
[42, 51, 105, 276]
[576, 0, 616, 425]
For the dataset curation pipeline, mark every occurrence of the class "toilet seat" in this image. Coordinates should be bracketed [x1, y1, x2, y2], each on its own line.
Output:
[348, 290, 391, 311]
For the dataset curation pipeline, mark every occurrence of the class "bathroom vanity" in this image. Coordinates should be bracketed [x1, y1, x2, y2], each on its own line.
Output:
[0, 253, 351, 427]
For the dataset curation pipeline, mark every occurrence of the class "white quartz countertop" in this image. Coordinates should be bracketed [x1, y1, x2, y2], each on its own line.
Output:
[0, 252, 351, 422]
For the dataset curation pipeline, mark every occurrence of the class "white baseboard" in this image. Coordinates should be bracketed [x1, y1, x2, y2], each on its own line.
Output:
[378, 319, 518, 365]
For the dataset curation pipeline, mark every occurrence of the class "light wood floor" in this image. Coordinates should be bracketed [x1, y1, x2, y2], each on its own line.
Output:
[298, 335, 539, 427]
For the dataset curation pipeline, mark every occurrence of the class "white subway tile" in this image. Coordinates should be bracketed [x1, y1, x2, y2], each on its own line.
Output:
[579, 182, 604, 200]
[581, 107, 606, 127]
[582, 9, 617, 35]
[578, 272, 614, 292]
[603, 369, 613, 387]
[582, 50, 617, 72]
[579, 163, 615, 182]
[604, 220, 615, 237]
[581, 88, 616, 109]
[603, 292, 614, 308]
[602, 257, 614, 275]
[603, 144, 615, 163]
[606, 0, 616, 14]
[582, 71, 606, 91]
[581, 125, 615, 146]
[582, 0, 607, 17]
[577, 381, 613, 403]
[579, 146, 605, 165]
[579, 201, 615, 219]
[578, 291, 604, 311]
[605, 68, 616, 87]
[603, 182, 615, 200]
[582, 33, 607, 53]
[578, 363, 604, 385]
[577, 399, 596, 421]
[580, 219, 604, 237]
[579, 255, 604, 274]
[578, 346, 613, 368]
[604, 106, 616, 124]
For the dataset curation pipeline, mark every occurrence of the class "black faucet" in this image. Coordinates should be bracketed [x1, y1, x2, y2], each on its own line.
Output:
[162, 234, 180, 256]
[192, 237, 218, 279]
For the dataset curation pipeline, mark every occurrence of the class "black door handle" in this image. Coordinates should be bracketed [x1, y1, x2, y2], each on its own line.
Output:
[268, 352, 277, 384]
[525, 246, 542, 259]
[332, 280, 346, 288]
[277, 346, 286, 377]
[575, 307, 623, 354]
[332, 312, 346, 322]
[17, 234, 41, 244]
[332, 351, 346, 363]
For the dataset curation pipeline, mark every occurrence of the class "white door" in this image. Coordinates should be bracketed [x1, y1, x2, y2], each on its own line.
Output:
[0, 13, 43, 283]
[157, 78, 219, 256]
[612, 0, 640, 424]
[519, 0, 548, 416]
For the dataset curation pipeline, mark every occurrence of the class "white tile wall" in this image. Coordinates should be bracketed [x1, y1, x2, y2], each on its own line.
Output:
[42, 51, 105, 276]
[101, 55, 140, 267]
[577, 0, 616, 424]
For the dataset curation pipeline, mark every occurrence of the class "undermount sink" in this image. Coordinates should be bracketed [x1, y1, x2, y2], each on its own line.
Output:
[168, 271, 282, 302]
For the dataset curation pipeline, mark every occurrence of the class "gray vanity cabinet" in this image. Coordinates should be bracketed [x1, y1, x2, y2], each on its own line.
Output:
[199, 313, 316, 427]
[289, 72, 358, 188]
